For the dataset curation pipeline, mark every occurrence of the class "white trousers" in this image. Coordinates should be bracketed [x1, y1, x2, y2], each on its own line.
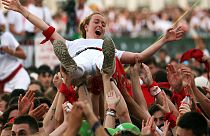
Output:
[4, 68, 31, 92]
[72, 49, 104, 79]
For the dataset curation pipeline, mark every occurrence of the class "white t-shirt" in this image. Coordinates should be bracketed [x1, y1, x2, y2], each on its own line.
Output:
[65, 38, 124, 59]
[0, 32, 20, 80]
[7, 10, 25, 33]
[25, 4, 53, 32]
[65, 38, 124, 76]
[0, 9, 6, 25]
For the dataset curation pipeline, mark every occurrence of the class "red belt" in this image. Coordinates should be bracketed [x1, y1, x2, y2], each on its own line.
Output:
[0, 64, 23, 92]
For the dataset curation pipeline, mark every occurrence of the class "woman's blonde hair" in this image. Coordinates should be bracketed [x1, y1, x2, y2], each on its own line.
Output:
[79, 12, 104, 38]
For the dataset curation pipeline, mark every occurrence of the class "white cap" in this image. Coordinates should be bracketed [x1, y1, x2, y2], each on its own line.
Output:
[195, 76, 210, 88]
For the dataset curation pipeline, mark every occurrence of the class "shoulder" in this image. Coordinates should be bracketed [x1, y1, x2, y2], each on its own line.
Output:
[1, 31, 14, 38]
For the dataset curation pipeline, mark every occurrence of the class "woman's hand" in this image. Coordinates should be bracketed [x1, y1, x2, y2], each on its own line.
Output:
[2, 0, 23, 12]
[163, 26, 185, 43]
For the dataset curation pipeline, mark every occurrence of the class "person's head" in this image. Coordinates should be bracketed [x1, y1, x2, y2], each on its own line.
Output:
[10, 89, 25, 100]
[176, 112, 208, 136]
[0, 93, 10, 112]
[28, 80, 45, 93]
[1, 124, 12, 136]
[106, 123, 140, 136]
[143, 57, 159, 76]
[159, 49, 167, 62]
[79, 12, 107, 39]
[149, 104, 164, 128]
[37, 65, 53, 90]
[12, 115, 39, 136]
[2, 105, 18, 122]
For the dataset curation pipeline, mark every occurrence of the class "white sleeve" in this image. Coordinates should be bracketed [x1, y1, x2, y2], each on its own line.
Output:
[1, 32, 19, 49]
[65, 40, 73, 47]
[7, 11, 15, 24]
[115, 49, 125, 60]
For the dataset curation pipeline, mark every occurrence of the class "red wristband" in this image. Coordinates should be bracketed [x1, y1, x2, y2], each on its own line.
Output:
[40, 26, 55, 44]
[149, 81, 158, 89]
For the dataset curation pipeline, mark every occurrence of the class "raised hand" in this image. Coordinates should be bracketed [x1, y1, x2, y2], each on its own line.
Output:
[163, 26, 185, 42]
[166, 64, 183, 91]
[53, 72, 63, 89]
[180, 65, 195, 88]
[62, 101, 73, 122]
[2, 0, 22, 12]
[141, 117, 157, 136]
[179, 103, 191, 116]
[106, 90, 120, 109]
[162, 120, 170, 136]
[29, 103, 49, 120]
[157, 92, 170, 114]
[18, 90, 35, 116]
[139, 63, 153, 87]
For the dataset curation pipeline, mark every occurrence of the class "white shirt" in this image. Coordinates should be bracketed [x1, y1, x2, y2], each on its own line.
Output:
[0, 32, 20, 80]
[7, 11, 25, 33]
[0, 9, 6, 25]
[65, 38, 124, 59]
[25, 4, 53, 32]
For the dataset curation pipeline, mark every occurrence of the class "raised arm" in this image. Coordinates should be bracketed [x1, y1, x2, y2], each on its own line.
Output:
[120, 27, 185, 64]
[2, 0, 65, 42]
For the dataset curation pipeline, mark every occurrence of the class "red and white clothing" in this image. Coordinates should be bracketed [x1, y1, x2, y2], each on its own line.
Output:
[65, 38, 124, 79]
[0, 32, 30, 92]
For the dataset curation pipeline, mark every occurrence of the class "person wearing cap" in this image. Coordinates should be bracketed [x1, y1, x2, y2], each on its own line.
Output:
[106, 123, 141, 136]
[0, 10, 30, 93]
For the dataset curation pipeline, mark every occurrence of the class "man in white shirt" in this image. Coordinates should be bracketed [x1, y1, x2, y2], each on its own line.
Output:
[7, 0, 29, 42]
[25, 0, 53, 35]
[0, 19, 30, 93]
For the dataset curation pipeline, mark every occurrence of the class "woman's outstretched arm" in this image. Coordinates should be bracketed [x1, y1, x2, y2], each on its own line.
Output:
[120, 27, 185, 64]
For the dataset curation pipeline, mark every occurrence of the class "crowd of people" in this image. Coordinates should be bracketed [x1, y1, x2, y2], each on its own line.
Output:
[0, 0, 210, 136]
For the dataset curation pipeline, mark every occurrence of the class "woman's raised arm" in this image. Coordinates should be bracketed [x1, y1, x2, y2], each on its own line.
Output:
[2, 0, 65, 42]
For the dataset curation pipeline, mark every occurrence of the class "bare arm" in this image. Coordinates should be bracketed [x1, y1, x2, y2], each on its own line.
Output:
[2, 0, 65, 42]
[118, 75, 151, 121]
[43, 91, 59, 135]
[129, 64, 151, 120]
[120, 27, 185, 64]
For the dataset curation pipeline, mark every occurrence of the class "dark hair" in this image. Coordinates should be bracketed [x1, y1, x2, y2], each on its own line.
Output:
[37, 65, 52, 75]
[37, 97, 52, 107]
[79, 12, 104, 38]
[143, 57, 157, 66]
[14, 115, 39, 134]
[161, 88, 173, 98]
[0, 93, 10, 109]
[10, 89, 26, 100]
[29, 80, 45, 93]
[8, 97, 19, 106]
[153, 70, 168, 82]
[149, 104, 161, 116]
[177, 112, 208, 136]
